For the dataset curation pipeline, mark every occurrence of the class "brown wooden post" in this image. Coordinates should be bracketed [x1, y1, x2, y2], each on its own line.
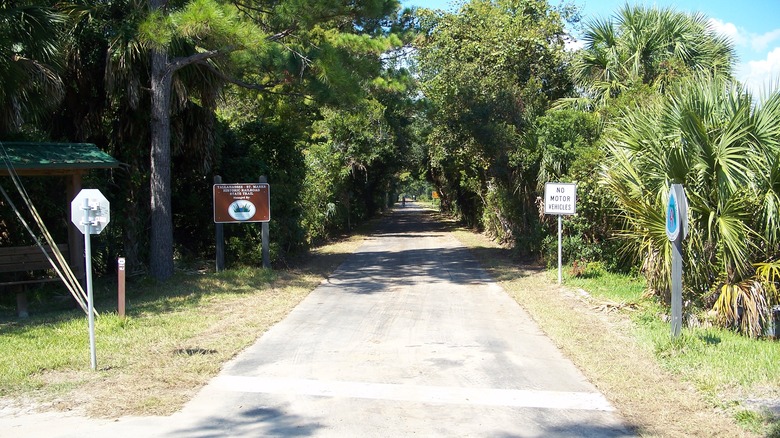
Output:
[259, 176, 270, 269]
[214, 175, 225, 272]
[66, 173, 85, 284]
[118, 257, 126, 317]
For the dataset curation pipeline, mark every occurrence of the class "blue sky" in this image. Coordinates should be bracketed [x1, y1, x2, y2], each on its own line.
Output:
[401, 0, 780, 94]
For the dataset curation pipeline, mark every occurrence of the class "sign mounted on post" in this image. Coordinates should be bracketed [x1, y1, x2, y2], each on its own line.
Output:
[544, 182, 578, 285]
[666, 184, 688, 241]
[667, 183, 688, 339]
[213, 183, 270, 223]
[70, 188, 110, 371]
[71, 189, 110, 234]
[544, 183, 577, 215]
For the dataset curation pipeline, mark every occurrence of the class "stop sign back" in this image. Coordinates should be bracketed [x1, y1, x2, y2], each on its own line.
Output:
[71, 189, 110, 234]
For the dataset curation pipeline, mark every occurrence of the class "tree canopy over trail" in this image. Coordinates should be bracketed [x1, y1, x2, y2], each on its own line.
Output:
[2, 0, 780, 336]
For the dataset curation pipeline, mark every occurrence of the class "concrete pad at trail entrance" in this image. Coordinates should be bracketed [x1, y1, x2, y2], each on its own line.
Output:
[1, 204, 634, 437]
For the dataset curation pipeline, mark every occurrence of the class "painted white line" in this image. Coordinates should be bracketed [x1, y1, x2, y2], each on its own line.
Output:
[213, 375, 614, 412]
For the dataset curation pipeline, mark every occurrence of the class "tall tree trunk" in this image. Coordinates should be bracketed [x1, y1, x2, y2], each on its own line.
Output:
[149, 45, 174, 280]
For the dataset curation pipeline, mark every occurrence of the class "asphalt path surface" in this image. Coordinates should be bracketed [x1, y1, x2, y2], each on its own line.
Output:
[2, 204, 634, 437]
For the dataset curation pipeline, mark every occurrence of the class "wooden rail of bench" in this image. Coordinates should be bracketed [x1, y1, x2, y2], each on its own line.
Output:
[0, 244, 72, 286]
[0, 244, 83, 318]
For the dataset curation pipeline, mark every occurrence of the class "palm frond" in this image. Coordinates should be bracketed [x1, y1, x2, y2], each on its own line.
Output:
[755, 261, 780, 306]
[713, 280, 769, 338]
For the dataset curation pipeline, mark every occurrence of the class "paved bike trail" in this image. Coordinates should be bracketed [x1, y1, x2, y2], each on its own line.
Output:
[3, 204, 633, 437]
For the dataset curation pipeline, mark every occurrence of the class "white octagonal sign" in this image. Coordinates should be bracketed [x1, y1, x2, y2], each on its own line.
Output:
[71, 189, 110, 235]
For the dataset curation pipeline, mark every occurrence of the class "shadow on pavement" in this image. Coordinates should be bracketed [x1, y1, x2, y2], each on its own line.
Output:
[327, 246, 489, 295]
[372, 205, 460, 236]
[323, 205, 535, 295]
[168, 404, 323, 437]
[495, 423, 637, 438]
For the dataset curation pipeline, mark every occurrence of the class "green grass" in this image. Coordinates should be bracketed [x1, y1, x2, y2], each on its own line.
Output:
[0, 271, 269, 396]
[736, 409, 766, 434]
[558, 267, 646, 303]
[0, 234, 364, 416]
[456, 221, 778, 435]
[0, 316, 86, 391]
[553, 265, 780, 435]
[566, 266, 780, 397]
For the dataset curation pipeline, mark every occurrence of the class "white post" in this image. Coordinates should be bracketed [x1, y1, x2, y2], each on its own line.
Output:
[558, 215, 562, 285]
[82, 198, 96, 370]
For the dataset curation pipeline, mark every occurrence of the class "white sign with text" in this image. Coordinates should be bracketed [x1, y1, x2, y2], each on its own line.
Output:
[544, 183, 577, 216]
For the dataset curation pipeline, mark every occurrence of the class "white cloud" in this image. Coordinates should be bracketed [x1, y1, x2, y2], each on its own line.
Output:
[708, 18, 780, 55]
[708, 18, 748, 47]
[739, 47, 780, 95]
[751, 28, 780, 53]
[708, 17, 780, 94]
[565, 36, 585, 52]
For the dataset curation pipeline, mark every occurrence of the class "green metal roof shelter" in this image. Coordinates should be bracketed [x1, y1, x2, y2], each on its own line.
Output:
[0, 142, 121, 291]
[0, 142, 120, 176]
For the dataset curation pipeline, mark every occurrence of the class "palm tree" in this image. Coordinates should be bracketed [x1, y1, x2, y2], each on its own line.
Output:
[138, 0, 402, 280]
[0, 2, 65, 134]
[568, 5, 735, 108]
[602, 75, 780, 336]
[49, 0, 225, 274]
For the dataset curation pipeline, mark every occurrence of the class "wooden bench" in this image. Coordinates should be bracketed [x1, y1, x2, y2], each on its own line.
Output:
[0, 244, 73, 317]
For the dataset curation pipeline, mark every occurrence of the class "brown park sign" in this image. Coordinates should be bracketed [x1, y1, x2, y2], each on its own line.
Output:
[213, 183, 270, 223]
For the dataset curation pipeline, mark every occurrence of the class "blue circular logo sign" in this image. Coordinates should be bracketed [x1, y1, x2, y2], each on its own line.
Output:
[666, 188, 680, 241]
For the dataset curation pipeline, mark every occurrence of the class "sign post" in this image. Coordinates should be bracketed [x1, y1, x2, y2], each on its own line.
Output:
[213, 183, 270, 223]
[666, 184, 688, 338]
[544, 183, 577, 285]
[214, 176, 225, 272]
[213, 180, 271, 269]
[118, 257, 126, 318]
[71, 189, 110, 370]
[259, 176, 270, 268]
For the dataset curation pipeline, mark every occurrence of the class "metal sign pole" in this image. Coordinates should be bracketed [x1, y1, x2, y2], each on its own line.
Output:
[558, 215, 563, 285]
[82, 198, 97, 370]
[671, 236, 683, 337]
[72, 188, 110, 371]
